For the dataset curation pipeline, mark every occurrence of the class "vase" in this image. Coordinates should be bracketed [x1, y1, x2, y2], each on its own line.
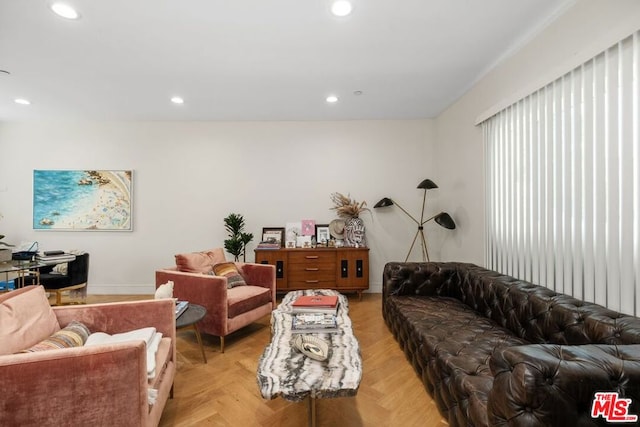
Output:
[344, 216, 366, 247]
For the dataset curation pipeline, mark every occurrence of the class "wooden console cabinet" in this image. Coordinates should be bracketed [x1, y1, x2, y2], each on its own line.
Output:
[254, 247, 369, 297]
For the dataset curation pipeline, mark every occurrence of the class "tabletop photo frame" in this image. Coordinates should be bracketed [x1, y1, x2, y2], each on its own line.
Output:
[315, 224, 330, 245]
[262, 227, 285, 247]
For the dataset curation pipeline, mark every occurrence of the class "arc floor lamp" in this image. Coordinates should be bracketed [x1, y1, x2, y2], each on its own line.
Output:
[374, 179, 456, 262]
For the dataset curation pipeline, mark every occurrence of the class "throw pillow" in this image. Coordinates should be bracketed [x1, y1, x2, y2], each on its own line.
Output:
[175, 248, 226, 273]
[213, 262, 247, 289]
[53, 262, 68, 275]
[21, 320, 91, 352]
[0, 285, 61, 355]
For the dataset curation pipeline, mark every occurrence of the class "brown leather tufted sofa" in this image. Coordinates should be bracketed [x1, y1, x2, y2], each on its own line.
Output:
[382, 262, 640, 427]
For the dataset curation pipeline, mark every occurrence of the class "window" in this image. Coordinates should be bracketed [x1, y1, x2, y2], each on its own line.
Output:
[482, 31, 639, 316]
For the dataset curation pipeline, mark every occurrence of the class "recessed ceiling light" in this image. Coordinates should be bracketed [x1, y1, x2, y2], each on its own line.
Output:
[326, 95, 339, 103]
[331, 1, 353, 17]
[50, 3, 80, 20]
[171, 96, 184, 104]
[14, 98, 31, 105]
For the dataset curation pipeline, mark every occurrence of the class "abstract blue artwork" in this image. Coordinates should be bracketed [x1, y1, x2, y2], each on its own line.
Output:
[33, 170, 133, 231]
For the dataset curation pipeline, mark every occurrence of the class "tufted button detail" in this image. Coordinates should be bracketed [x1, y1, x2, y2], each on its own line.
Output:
[381, 261, 640, 427]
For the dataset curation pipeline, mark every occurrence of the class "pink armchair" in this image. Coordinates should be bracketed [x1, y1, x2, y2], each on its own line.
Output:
[0, 286, 176, 427]
[155, 248, 275, 352]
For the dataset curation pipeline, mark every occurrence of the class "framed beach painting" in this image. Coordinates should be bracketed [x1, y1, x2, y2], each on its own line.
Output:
[33, 170, 133, 231]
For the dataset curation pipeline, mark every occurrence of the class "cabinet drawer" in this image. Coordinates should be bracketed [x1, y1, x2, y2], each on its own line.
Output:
[288, 251, 335, 265]
[289, 270, 334, 282]
[288, 278, 336, 288]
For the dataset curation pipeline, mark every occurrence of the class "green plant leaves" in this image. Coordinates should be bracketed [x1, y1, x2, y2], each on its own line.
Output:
[223, 213, 253, 261]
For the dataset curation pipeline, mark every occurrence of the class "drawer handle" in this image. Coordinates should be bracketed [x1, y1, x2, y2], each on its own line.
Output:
[305, 268, 319, 271]
[305, 280, 319, 283]
[305, 256, 319, 259]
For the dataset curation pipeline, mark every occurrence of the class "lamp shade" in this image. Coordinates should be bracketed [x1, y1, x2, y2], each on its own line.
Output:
[374, 197, 394, 208]
[434, 212, 456, 230]
[417, 179, 438, 189]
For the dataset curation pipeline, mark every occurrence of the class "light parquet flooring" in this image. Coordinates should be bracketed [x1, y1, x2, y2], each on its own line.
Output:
[87, 293, 447, 427]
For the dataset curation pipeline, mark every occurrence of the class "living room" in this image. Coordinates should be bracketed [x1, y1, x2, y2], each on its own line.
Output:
[1, 1, 639, 426]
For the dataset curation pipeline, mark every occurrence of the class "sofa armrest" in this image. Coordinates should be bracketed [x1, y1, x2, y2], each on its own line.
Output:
[54, 298, 175, 337]
[488, 344, 640, 426]
[0, 342, 148, 426]
[54, 298, 176, 369]
[382, 262, 456, 298]
[156, 268, 229, 319]
[237, 262, 276, 304]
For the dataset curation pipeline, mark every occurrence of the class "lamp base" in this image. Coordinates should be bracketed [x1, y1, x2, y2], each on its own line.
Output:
[404, 227, 430, 262]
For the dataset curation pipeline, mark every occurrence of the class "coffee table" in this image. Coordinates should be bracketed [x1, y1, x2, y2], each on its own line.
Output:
[257, 289, 362, 427]
[176, 303, 207, 363]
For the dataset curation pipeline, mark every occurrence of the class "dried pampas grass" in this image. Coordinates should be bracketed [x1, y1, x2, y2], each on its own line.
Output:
[330, 192, 370, 218]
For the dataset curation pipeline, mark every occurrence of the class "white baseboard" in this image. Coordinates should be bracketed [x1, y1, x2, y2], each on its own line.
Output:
[367, 282, 382, 293]
[88, 283, 155, 295]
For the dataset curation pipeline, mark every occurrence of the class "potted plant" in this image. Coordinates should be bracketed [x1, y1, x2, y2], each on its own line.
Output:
[223, 213, 254, 262]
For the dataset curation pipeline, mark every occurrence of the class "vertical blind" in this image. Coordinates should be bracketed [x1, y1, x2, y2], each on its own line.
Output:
[482, 30, 640, 316]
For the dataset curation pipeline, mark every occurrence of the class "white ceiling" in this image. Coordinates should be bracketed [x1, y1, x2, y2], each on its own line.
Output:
[0, 0, 574, 122]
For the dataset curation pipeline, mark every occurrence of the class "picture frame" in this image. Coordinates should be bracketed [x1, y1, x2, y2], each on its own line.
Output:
[315, 224, 330, 245]
[262, 227, 285, 247]
[301, 219, 316, 236]
[285, 221, 302, 244]
[33, 169, 133, 231]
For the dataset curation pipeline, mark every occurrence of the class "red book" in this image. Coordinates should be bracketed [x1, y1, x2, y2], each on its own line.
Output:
[292, 295, 338, 308]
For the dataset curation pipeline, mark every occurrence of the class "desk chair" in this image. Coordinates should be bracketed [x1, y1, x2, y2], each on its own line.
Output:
[23, 253, 90, 305]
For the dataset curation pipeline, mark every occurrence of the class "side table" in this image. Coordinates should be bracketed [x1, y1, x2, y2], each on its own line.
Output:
[176, 303, 207, 363]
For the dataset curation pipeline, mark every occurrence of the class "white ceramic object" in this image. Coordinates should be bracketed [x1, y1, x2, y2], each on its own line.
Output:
[293, 334, 330, 361]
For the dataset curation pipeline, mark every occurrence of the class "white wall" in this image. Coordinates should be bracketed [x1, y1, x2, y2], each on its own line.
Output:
[6, 1, 635, 295]
[434, 0, 640, 265]
[0, 119, 437, 293]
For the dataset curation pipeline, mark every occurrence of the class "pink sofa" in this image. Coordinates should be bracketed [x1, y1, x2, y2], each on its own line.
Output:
[0, 286, 176, 427]
[155, 248, 276, 352]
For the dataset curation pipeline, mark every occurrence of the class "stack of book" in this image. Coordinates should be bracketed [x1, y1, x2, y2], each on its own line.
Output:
[291, 312, 338, 334]
[256, 239, 281, 249]
[291, 295, 340, 334]
[36, 251, 76, 264]
[292, 295, 339, 315]
[175, 300, 189, 318]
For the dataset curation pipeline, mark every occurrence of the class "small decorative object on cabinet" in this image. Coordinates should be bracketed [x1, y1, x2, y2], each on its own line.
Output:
[315, 224, 330, 246]
[261, 227, 285, 247]
[254, 247, 369, 299]
[330, 192, 370, 247]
